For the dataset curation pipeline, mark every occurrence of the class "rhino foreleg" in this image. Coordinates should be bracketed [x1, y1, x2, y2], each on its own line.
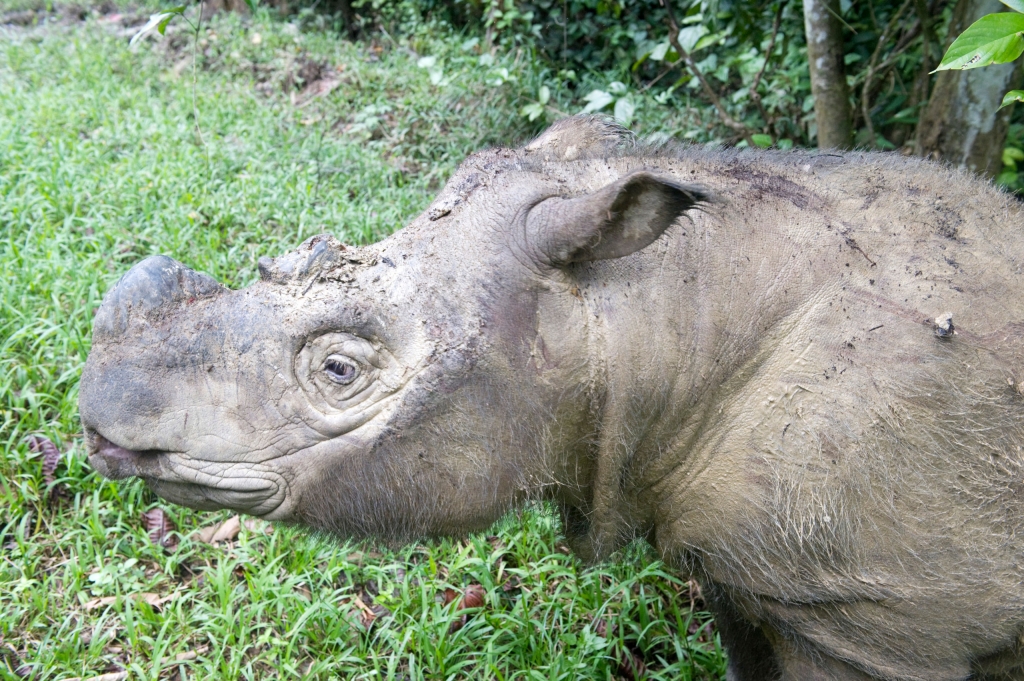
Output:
[702, 583, 781, 681]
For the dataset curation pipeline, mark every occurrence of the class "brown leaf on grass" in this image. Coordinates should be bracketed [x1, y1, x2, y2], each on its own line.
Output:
[242, 517, 274, 535]
[1, 643, 27, 677]
[348, 581, 391, 628]
[617, 648, 647, 681]
[84, 673, 128, 681]
[448, 584, 487, 633]
[345, 550, 384, 565]
[448, 615, 468, 633]
[192, 515, 240, 544]
[594, 617, 614, 638]
[501, 575, 522, 593]
[295, 75, 342, 108]
[26, 434, 63, 501]
[83, 592, 179, 611]
[351, 595, 390, 628]
[83, 596, 117, 611]
[688, 617, 716, 643]
[459, 584, 486, 609]
[60, 673, 129, 681]
[141, 508, 178, 551]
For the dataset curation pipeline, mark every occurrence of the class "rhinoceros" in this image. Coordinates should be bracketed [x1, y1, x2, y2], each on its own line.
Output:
[80, 115, 1024, 680]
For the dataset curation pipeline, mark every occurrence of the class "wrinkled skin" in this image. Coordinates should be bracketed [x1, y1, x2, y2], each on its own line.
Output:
[81, 117, 1024, 680]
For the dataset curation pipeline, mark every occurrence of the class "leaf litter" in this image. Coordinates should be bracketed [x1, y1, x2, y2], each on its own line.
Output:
[26, 434, 64, 502]
[140, 508, 177, 551]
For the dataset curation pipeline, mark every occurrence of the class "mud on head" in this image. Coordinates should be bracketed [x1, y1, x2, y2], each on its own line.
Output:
[80, 116, 709, 543]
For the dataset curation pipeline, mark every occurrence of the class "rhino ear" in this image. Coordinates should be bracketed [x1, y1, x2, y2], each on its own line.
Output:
[525, 170, 707, 267]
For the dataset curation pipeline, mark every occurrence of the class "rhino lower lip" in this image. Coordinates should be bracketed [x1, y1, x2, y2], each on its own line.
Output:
[147, 477, 283, 516]
[86, 430, 287, 515]
[87, 431, 170, 480]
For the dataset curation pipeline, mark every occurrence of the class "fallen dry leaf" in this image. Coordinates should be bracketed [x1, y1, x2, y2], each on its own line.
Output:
[83, 596, 117, 611]
[141, 508, 178, 551]
[83, 592, 179, 611]
[459, 584, 486, 609]
[352, 595, 383, 628]
[594, 617, 614, 638]
[345, 550, 383, 565]
[295, 75, 342, 108]
[26, 434, 63, 501]
[617, 648, 647, 681]
[448, 584, 487, 633]
[1, 643, 27, 677]
[501, 575, 522, 593]
[68, 664, 121, 681]
[192, 515, 240, 544]
[141, 592, 179, 609]
[242, 517, 274, 535]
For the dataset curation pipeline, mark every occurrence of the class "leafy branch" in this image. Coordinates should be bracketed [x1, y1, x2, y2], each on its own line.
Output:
[934, 0, 1024, 108]
[860, 0, 914, 147]
[747, 3, 784, 132]
[130, 0, 258, 174]
[661, 0, 757, 145]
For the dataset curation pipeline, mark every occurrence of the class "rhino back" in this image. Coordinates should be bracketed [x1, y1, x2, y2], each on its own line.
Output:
[545, 148, 1024, 678]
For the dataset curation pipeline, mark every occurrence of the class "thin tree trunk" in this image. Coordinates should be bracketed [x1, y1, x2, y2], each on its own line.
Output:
[915, 0, 1022, 176]
[803, 0, 853, 149]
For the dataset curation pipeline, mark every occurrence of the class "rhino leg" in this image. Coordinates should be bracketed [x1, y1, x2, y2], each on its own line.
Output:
[771, 642, 878, 681]
[973, 639, 1024, 681]
[705, 583, 882, 680]
[703, 583, 780, 681]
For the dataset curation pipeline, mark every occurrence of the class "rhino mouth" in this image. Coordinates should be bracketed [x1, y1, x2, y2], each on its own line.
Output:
[86, 430, 287, 516]
[87, 431, 171, 480]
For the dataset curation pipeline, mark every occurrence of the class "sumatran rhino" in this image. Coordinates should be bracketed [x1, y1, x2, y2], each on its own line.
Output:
[80, 115, 1024, 680]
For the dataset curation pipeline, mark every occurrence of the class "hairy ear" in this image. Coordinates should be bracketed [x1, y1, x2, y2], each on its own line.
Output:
[525, 170, 708, 267]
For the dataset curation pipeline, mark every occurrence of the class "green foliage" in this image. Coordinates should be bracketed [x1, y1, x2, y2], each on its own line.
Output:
[1004, 89, 1024, 107]
[0, 8, 727, 679]
[935, 12, 1024, 71]
[129, 5, 188, 46]
[997, 122, 1024, 190]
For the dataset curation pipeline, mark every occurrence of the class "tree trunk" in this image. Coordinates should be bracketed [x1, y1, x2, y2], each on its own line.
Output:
[202, 0, 250, 17]
[915, 0, 1022, 177]
[803, 0, 853, 149]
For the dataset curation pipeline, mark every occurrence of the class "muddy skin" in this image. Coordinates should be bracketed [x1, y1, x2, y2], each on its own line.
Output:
[81, 116, 1024, 680]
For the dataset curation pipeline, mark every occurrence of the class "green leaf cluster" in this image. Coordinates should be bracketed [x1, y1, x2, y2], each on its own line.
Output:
[936, 0, 1024, 110]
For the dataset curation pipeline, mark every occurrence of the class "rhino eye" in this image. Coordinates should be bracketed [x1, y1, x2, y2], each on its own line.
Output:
[323, 356, 358, 385]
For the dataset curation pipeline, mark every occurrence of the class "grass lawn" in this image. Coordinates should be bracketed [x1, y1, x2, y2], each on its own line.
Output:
[0, 4, 728, 679]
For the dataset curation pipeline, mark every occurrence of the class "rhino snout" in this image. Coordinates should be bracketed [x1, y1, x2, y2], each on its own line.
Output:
[92, 255, 225, 340]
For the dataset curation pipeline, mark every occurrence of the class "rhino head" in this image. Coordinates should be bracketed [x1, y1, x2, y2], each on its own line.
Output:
[80, 117, 706, 547]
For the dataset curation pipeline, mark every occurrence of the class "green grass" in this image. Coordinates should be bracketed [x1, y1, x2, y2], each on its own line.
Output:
[0, 6, 728, 679]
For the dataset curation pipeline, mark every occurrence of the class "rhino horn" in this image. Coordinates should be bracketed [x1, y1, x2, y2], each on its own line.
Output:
[93, 255, 225, 340]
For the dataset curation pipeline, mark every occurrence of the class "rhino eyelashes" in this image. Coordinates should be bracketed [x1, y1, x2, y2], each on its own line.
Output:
[324, 355, 359, 385]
